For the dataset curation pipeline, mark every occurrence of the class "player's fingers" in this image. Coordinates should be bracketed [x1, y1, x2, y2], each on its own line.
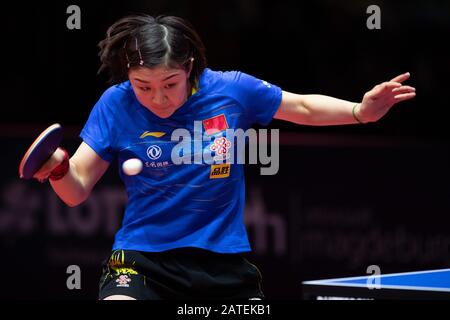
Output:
[390, 72, 410, 83]
[33, 167, 51, 180]
[33, 171, 50, 183]
[376, 82, 401, 92]
[368, 82, 401, 99]
[392, 85, 415, 91]
[392, 86, 416, 94]
[38, 177, 49, 183]
[383, 82, 402, 90]
[394, 92, 416, 102]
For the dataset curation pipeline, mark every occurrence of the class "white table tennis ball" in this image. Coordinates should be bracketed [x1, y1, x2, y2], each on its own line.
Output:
[122, 158, 143, 176]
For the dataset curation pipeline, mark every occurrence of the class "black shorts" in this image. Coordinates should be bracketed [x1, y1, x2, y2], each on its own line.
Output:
[98, 247, 264, 300]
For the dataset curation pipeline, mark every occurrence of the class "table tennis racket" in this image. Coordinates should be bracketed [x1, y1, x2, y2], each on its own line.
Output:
[19, 123, 63, 179]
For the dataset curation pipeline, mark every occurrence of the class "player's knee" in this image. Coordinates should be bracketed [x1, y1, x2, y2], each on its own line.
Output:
[102, 294, 136, 300]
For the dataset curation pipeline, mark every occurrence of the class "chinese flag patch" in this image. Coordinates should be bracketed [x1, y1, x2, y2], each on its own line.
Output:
[202, 114, 229, 135]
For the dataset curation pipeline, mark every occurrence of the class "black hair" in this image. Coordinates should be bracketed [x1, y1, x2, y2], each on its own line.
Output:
[98, 14, 207, 87]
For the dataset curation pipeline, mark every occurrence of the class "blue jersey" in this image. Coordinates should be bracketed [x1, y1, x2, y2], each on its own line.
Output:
[80, 68, 282, 253]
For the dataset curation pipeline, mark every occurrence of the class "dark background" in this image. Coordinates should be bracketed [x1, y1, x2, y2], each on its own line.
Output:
[1, 0, 449, 300]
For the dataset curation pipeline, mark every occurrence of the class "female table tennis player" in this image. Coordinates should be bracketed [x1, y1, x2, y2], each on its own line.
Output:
[33, 14, 415, 300]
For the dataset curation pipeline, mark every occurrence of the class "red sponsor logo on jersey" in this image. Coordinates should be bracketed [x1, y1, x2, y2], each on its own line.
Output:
[210, 137, 231, 162]
[202, 114, 229, 135]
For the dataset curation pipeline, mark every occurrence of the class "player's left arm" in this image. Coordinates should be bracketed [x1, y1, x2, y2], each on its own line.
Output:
[274, 72, 416, 125]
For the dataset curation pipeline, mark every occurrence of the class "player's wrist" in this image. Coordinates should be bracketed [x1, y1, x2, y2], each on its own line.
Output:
[352, 103, 368, 124]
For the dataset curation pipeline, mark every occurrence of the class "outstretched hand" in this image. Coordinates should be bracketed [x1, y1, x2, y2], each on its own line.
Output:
[357, 72, 416, 123]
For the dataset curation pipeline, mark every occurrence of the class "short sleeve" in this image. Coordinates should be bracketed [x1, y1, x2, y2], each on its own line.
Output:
[79, 90, 117, 163]
[225, 71, 282, 126]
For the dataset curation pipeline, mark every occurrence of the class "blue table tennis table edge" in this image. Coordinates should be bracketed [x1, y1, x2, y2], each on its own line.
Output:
[302, 268, 450, 293]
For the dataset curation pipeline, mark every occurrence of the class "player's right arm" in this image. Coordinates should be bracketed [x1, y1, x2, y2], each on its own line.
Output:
[34, 142, 110, 207]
